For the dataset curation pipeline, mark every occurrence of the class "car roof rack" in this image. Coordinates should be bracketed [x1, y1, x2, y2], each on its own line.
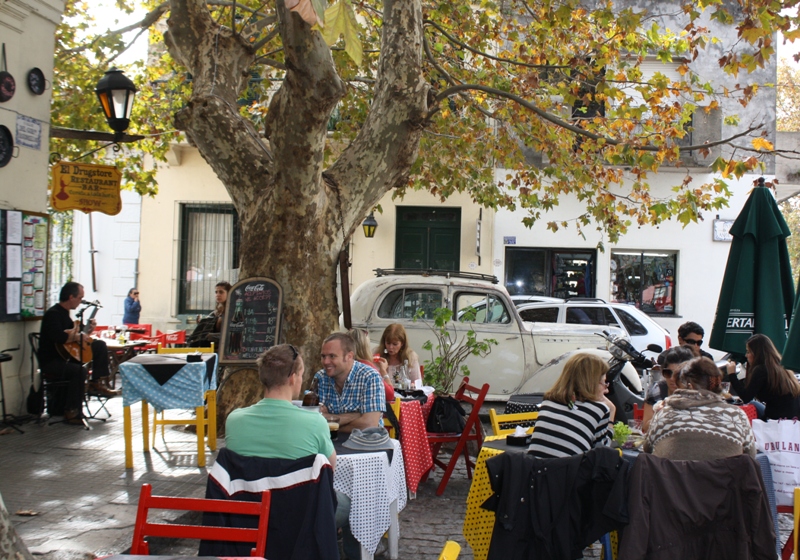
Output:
[565, 297, 608, 303]
[374, 268, 499, 284]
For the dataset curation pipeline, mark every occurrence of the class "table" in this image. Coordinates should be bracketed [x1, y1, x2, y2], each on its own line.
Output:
[398, 399, 433, 496]
[119, 353, 218, 468]
[104, 339, 146, 386]
[334, 436, 407, 560]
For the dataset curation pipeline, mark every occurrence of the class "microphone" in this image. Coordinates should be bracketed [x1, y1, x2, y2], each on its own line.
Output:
[81, 300, 103, 308]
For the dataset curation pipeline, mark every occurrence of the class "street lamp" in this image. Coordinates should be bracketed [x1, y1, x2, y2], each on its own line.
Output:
[95, 68, 137, 136]
[362, 213, 378, 238]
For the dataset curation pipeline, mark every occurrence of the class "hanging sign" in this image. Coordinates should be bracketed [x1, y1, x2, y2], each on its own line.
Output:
[50, 162, 122, 215]
[219, 277, 283, 365]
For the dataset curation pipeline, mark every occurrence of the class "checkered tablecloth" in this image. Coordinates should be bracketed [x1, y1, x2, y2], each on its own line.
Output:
[120, 354, 217, 412]
[334, 440, 407, 554]
[399, 399, 433, 495]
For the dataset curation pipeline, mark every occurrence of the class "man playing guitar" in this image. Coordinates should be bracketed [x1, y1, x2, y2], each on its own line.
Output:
[38, 282, 119, 425]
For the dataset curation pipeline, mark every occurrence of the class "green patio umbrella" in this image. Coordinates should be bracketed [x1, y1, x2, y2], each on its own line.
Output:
[783, 280, 800, 371]
[709, 179, 795, 356]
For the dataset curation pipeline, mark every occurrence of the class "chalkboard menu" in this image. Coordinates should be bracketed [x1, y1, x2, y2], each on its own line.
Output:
[219, 277, 283, 365]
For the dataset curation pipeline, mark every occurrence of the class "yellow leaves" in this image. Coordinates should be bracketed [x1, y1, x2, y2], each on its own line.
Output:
[322, 0, 363, 67]
[751, 137, 774, 152]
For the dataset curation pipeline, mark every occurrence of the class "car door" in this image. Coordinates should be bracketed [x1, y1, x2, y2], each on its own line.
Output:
[449, 289, 528, 396]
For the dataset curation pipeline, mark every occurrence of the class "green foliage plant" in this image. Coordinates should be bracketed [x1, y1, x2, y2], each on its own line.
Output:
[414, 307, 497, 394]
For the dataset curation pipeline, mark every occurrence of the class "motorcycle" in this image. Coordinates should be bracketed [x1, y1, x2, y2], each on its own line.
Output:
[511, 331, 662, 423]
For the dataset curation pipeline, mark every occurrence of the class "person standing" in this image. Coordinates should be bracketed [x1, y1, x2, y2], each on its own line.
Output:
[315, 332, 385, 433]
[38, 282, 118, 425]
[123, 287, 141, 325]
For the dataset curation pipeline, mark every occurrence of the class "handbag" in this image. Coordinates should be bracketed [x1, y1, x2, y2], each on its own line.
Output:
[751, 418, 800, 506]
[426, 395, 467, 433]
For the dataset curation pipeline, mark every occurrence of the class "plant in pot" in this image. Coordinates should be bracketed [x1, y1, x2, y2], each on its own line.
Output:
[414, 307, 497, 394]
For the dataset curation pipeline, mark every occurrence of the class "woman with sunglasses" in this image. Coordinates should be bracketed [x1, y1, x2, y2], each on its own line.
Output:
[528, 352, 616, 459]
[642, 346, 694, 432]
[123, 287, 141, 325]
[725, 333, 800, 420]
[644, 357, 755, 460]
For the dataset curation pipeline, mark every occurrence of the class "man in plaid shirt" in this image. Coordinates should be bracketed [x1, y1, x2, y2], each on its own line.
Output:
[315, 332, 385, 433]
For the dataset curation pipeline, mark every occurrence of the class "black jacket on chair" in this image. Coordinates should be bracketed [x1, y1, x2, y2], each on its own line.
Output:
[618, 453, 775, 560]
[199, 447, 339, 560]
[482, 446, 629, 560]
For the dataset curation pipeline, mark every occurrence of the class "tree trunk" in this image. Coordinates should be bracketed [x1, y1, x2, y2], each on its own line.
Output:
[0, 493, 34, 560]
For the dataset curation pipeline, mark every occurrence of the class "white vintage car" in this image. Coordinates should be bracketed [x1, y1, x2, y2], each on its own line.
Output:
[346, 270, 629, 401]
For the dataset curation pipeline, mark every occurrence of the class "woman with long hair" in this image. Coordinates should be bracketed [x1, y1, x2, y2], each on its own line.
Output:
[726, 333, 800, 420]
[347, 328, 394, 401]
[645, 357, 755, 460]
[642, 346, 694, 432]
[528, 352, 616, 458]
[374, 323, 422, 385]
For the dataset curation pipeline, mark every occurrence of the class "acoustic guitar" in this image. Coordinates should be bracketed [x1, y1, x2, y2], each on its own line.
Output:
[57, 304, 100, 364]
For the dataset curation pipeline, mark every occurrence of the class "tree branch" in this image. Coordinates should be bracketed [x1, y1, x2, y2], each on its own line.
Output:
[435, 83, 763, 152]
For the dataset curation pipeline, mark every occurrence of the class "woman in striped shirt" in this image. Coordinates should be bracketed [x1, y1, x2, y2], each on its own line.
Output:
[528, 352, 616, 458]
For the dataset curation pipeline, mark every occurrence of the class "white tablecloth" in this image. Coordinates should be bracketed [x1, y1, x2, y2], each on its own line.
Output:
[333, 440, 407, 553]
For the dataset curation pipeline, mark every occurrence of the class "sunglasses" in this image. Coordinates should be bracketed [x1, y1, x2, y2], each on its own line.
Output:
[132, 292, 139, 295]
[683, 339, 703, 347]
[662, 368, 674, 377]
[288, 344, 299, 376]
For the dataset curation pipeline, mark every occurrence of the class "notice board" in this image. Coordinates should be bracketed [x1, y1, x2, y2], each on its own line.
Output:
[0, 209, 49, 322]
[219, 277, 283, 365]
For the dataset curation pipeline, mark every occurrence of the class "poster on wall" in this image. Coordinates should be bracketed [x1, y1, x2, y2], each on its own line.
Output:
[0, 210, 48, 322]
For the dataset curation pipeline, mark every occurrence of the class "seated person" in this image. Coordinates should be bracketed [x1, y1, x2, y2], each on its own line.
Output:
[347, 328, 394, 401]
[39, 282, 118, 425]
[528, 352, 615, 459]
[374, 323, 422, 386]
[316, 332, 385, 434]
[644, 357, 756, 460]
[642, 346, 694, 432]
[189, 281, 231, 347]
[225, 344, 359, 559]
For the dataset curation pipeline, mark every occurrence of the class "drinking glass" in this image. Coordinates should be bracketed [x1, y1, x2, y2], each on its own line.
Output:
[720, 381, 731, 396]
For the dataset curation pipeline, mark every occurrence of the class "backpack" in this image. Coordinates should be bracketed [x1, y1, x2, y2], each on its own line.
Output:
[426, 395, 467, 433]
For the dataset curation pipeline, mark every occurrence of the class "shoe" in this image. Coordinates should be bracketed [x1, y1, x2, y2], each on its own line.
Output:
[64, 409, 86, 426]
[87, 380, 120, 398]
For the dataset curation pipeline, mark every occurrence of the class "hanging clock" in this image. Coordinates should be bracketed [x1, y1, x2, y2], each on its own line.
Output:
[0, 125, 13, 168]
[27, 68, 45, 95]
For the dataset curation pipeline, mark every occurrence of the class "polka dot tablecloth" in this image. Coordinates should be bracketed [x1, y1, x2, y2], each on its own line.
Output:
[462, 435, 505, 560]
[399, 399, 433, 495]
[334, 440, 407, 554]
[120, 354, 217, 411]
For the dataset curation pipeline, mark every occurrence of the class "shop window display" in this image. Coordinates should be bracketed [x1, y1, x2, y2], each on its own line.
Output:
[610, 252, 676, 314]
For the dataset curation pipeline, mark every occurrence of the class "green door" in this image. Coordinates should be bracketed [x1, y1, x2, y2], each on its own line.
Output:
[395, 207, 461, 270]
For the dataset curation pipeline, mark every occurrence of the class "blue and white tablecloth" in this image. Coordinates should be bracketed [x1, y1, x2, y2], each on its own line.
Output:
[120, 353, 217, 412]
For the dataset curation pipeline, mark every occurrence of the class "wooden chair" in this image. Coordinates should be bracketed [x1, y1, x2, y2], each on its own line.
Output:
[438, 540, 461, 560]
[131, 483, 271, 556]
[427, 377, 489, 496]
[386, 397, 401, 439]
[488, 408, 537, 436]
[156, 341, 212, 354]
[151, 344, 217, 459]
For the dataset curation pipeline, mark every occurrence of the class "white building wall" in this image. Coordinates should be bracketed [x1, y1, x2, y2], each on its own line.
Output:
[492, 167, 762, 359]
[0, 0, 65, 416]
[72, 189, 142, 326]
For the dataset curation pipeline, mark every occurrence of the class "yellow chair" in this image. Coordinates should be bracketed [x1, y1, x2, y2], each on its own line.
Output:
[151, 344, 217, 466]
[489, 408, 538, 436]
[156, 342, 214, 354]
[386, 397, 401, 438]
[438, 540, 461, 560]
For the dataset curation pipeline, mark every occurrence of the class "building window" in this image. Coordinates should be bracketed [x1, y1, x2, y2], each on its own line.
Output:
[610, 251, 676, 315]
[178, 203, 241, 315]
[504, 247, 595, 299]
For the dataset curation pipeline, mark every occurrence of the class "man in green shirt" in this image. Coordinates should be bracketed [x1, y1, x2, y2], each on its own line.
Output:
[225, 344, 335, 465]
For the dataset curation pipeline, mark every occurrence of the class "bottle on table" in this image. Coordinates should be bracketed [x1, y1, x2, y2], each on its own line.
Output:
[303, 378, 320, 406]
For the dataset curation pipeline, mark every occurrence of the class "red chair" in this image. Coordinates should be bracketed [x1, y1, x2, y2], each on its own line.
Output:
[127, 324, 153, 340]
[740, 404, 758, 425]
[426, 376, 489, 496]
[632, 404, 644, 422]
[131, 483, 271, 556]
[163, 330, 187, 346]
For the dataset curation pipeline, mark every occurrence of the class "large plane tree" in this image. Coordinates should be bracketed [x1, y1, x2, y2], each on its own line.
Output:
[52, 0, 792, 374]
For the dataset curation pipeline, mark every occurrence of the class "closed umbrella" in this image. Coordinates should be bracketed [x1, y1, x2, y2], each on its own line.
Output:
[782, 282, 800, 371]
[709, 179, 795, 356]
